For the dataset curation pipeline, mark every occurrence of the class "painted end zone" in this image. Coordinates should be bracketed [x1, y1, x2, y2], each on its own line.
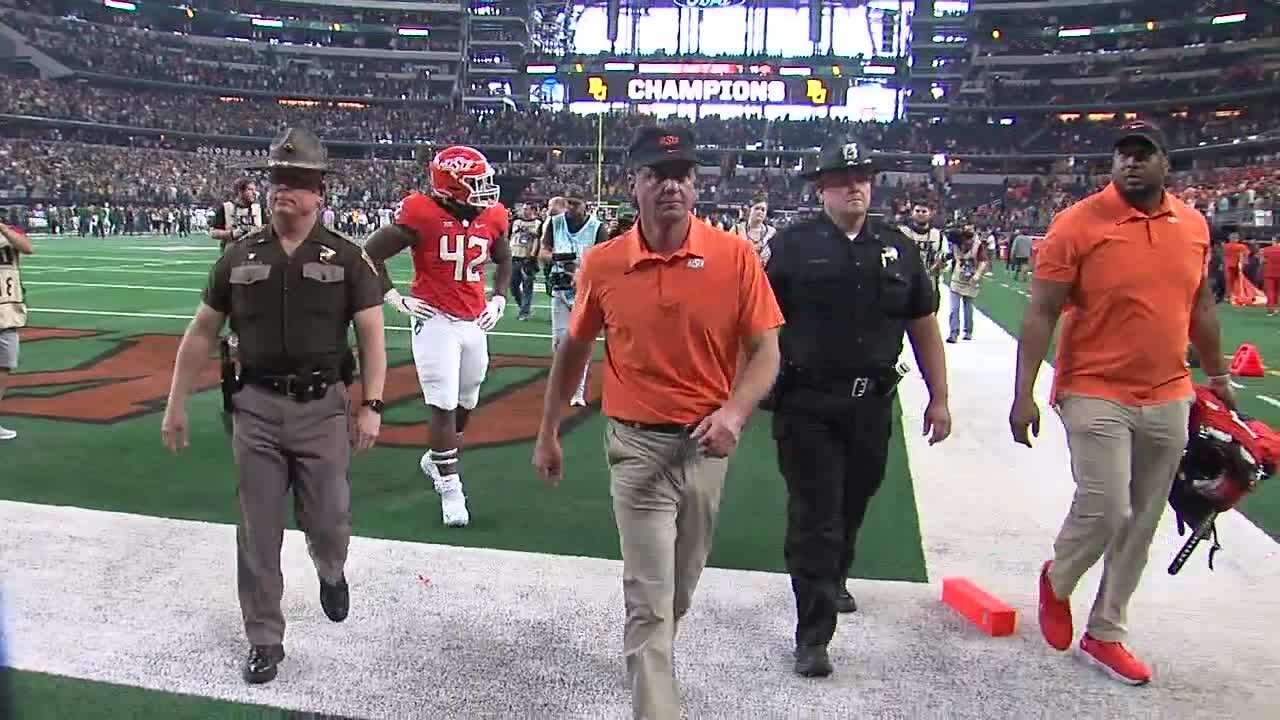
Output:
[941, 577, 1017, 637]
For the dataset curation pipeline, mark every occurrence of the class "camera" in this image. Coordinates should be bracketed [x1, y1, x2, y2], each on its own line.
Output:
[546, 252, 578, 293]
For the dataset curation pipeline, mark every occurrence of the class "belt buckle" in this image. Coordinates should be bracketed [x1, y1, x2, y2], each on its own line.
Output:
[851, 377, 869, 398]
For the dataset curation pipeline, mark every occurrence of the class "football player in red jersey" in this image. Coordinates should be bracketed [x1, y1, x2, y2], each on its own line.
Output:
[364, 145, 513, 528]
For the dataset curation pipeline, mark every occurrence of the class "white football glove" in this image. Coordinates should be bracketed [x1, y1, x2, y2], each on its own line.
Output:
[385, 288, 435, 322]
[475, 295, 506, 332]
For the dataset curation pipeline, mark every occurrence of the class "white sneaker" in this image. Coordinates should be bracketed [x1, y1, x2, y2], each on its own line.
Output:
[419, 452, 469, 528]
[0, 426, 15, 441]
[435, 475, 470, 528]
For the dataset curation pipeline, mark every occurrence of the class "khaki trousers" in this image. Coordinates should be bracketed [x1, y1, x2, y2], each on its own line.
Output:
[606, 419, 729, 720]
[1048, 394, 1192, 642]
[232, 383, 353, 646]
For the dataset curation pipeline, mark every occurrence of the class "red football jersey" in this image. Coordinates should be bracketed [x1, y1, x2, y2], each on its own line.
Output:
[397, 192, 509, 320]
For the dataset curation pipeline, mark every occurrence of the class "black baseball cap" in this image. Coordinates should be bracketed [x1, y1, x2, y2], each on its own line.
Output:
[1113, 120, 1169, 155]
[627, 125, 697, 170]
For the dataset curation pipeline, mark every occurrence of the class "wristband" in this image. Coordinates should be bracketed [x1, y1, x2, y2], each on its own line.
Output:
[1208, 373, 1232, 383]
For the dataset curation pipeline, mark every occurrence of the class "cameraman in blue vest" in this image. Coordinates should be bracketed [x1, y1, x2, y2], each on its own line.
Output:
[539, 190, 609, 406]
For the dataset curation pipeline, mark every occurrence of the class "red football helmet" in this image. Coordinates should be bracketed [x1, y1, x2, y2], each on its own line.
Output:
[1167, 385, 1278, 573]
[429, 145, 500, 208]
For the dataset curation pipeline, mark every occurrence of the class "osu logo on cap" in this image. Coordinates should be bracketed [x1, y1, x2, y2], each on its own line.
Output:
[659, 134, 680, 149]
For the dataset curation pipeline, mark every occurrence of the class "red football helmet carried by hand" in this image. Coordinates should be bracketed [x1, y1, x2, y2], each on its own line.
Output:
[429, 146, 500, 208]
[1167, 384, 1279, 574]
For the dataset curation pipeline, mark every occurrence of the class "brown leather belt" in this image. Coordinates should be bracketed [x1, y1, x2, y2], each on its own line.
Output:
[609, 417, 697, 435]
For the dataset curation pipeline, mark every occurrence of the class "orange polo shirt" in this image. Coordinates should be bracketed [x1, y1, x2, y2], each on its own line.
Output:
[1034, 182, 1210, 407]
[1223, 241, 1249, 272]
[1261, 245, 1280, 279]
[568, 213, 785, 425]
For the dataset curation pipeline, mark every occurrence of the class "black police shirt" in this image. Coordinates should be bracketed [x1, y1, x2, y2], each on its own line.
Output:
[766, 212, 935, 374]
[203, 220, 384, 374]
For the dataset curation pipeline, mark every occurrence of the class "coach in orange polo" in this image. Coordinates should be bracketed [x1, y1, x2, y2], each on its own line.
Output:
[533, 125, 783, 720]
[1010, 120, 1234, 686]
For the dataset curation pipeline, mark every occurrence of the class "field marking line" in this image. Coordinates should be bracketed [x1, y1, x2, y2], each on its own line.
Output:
[1258, 395, 1280, 409]
[30, 307, 556, 339]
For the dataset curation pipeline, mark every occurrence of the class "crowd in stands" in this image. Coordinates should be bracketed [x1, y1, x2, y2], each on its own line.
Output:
[3, 77, 1276, 161]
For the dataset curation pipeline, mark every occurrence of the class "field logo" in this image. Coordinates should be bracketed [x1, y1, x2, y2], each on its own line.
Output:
[6, 328, 599, 448]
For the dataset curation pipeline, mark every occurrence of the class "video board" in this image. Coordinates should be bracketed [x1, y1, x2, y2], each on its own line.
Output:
[555, 73, 848, 106]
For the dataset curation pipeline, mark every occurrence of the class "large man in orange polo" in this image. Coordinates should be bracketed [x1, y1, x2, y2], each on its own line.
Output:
[532, 125, 783, 720]
[1010, 121, 1234, 686]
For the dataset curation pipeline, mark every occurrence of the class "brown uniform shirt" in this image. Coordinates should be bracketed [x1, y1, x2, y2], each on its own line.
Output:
[203, 218, 384, 374]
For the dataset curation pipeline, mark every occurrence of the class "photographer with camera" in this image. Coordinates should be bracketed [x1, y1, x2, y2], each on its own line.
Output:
[540, 190, 608, 407]
[933, 224, 989, 343]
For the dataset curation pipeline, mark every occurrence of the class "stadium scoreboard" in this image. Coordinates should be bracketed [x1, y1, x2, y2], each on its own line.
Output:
[575, 74, 843, 106]
[528, 61, 855, 108]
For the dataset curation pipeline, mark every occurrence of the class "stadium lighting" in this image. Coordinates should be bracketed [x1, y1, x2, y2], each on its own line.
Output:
[103, 0, 136, 10]
[1146, 20, 1156, 31]
[1211, 13, 1247, 25]
[1057, 27, 1092, 38]
[251, 18, 283, 28]
[990, 29, 1000, 40]
[397, 27, 430, 36]
[525, 65, 557, 74]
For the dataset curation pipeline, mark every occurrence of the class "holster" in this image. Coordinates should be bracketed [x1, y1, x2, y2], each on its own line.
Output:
[219, 338, 242, 434]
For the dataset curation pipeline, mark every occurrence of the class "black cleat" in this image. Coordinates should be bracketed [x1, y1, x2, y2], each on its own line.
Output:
[243, 644, 285, 684]
[793, 644, 833, 677]
[320, 576, 349, 623]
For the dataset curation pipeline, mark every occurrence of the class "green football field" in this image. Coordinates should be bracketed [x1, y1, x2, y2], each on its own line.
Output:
[972, 264, 1280, 541]
[0, 234, 927, 717]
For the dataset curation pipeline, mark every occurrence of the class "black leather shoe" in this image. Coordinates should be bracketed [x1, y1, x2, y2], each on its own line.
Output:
[837, 586, 858, 614]
[794, 644, 833, 677]
[320, 575, 349, 622]
[243, 644, 285, 684]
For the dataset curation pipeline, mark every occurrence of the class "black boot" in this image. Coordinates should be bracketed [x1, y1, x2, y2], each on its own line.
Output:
[320, 575, 349, 623]
[243, 644, 285, 684]
[836, 585, 858, 614]
[793, 644, 833, 677]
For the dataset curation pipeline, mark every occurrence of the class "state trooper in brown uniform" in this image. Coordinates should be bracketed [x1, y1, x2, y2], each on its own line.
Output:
[161, 128, 388, 685]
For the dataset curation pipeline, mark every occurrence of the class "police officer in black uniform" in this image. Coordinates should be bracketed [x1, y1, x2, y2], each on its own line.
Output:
[161, 127, 389, 685]
[765, 139, 952, 678]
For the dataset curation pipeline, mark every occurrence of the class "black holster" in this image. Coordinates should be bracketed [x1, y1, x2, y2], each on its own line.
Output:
[219, 338, 242, 434]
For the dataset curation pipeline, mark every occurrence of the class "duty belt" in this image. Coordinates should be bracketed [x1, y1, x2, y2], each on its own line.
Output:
[790, 367, 903, 399]
[241, 368, 340, 402]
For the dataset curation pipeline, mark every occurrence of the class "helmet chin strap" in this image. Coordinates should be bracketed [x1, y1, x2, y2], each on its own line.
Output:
[436, 194, 483, 221]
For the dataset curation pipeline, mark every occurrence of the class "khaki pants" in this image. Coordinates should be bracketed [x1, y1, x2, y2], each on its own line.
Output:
[1048, 394, 1192, 642]
[606, 419, 729, 720]
[233, 383, 352, 646]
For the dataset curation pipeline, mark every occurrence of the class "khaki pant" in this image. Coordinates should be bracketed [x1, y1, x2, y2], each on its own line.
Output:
[1048, 394, 1192, 642]
[233, 383, 352, 646]
[605, 419, 729, 720]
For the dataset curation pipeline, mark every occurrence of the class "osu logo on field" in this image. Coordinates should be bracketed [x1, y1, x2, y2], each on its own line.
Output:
[7, 328, 600, 449]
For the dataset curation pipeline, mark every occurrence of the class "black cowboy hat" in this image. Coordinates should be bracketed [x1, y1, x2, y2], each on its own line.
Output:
[801, 139, 876, 181]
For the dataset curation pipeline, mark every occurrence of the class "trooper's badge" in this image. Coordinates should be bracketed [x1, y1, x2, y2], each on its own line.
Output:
[880, 246, 899, 268]
[319, 246, 337, 264]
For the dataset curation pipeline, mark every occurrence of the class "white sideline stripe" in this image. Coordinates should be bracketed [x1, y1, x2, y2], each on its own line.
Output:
[1258, 395, 1280, 409]
[30, 307, 556, 340]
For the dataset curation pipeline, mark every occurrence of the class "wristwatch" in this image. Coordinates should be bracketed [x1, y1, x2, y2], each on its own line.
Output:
[361, 399, 385, 414]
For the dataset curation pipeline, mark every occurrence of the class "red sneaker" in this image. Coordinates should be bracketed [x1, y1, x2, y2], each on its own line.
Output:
[1079, 634, 1153, 685]
[1038, 560, 1073, 651]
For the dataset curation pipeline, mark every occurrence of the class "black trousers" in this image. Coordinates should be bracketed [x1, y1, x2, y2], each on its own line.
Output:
[773, 392, 894, 648]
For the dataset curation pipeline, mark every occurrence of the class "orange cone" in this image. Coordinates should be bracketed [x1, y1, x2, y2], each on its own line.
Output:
[1230, 343, 1265, 377]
